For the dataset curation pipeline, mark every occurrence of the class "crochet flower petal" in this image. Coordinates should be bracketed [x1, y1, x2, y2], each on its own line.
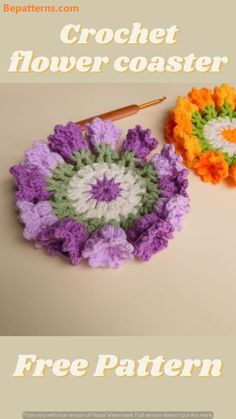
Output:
[188, 87, 214, 110]
[194, 151, 229, 184]
[24, 140, 64, 176]
[158, 172, 189, 199]
[36, 218, 89, 265]
[155, 195, 190, 232]
[10, 164, 51, 202]
[86, 118, 121, 149]
[122, 125, 158, 160]
[213, 83, 236, 109]
[152, 144, 189, 198]
[127, 213, 174, 261]
[82, 225, 134, 268]
[152, 144, 184, 176]
[229, 163, 236, 185]
[48, 121, 89, 159]
[172, 96, 198, 134]
[152, 144, 190, 231]
[17, 201, 57, 240]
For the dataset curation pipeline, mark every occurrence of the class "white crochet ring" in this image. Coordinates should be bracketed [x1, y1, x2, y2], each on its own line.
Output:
[203, 117, 236, 157]
[67, 162, 145, 221]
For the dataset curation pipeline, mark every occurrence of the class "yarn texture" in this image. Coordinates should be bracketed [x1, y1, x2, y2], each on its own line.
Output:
[166, 83, 236, 185]
[10, 117, 190, 268]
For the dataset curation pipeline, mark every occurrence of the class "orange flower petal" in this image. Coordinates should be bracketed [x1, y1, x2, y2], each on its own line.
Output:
[172, 96, 198, 120]
[172, 129, 201, 167]
[188, 87, 214, 110]
[194, 151, 229, 184]
[165, 117, 175, 142]
[213, 83, 236, 109]
[228, 164, 236, 185]
[172, 97, 198, 135]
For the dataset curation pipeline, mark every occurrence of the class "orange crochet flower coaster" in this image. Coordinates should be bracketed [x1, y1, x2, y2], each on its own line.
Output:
[166, 83, 236, 185]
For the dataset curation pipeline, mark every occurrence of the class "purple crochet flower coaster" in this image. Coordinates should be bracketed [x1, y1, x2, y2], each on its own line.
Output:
[10, 118, 190, 268]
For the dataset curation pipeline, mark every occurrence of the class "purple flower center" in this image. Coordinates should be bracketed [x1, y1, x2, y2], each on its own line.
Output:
[91, 176, 121, 202]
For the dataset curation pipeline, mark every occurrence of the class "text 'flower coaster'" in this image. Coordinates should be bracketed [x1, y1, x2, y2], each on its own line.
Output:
[10, 118, 190, 268]
[166, 83, 236, 185]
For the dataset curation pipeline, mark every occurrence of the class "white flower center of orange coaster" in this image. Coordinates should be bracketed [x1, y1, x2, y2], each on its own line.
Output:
[203, 117, 236, 156]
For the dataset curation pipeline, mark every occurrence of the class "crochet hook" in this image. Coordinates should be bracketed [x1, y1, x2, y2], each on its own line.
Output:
[76, 97, 166, 126]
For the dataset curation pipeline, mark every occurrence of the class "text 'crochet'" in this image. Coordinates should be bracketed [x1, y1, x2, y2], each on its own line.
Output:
[10, 118, 190, 268]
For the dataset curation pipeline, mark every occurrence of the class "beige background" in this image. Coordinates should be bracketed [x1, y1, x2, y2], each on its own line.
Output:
[0, 83, 236, 336]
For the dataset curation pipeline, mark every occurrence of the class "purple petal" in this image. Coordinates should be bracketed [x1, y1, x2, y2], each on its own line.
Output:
[17, 201, 57, 240]
[155, 195, 190, 231]
[24, 140, 64, 176]
[127, 213, 174, 261]
[85, 118, 121, 150]
[122, 125, 158, 160]
[36, 218, 89, 265]
[152, 144, 189, 198]
[10, 164, 51, 202]
[82, 225, 134, 268]
[48, 122, 89, 159]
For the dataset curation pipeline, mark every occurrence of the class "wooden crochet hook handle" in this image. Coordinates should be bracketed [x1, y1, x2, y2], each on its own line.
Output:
[76, 97, 166, 126]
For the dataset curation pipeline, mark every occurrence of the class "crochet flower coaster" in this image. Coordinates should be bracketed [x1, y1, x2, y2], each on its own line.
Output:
[10, 118, 190, 268]
[166, 83, 236, 185]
